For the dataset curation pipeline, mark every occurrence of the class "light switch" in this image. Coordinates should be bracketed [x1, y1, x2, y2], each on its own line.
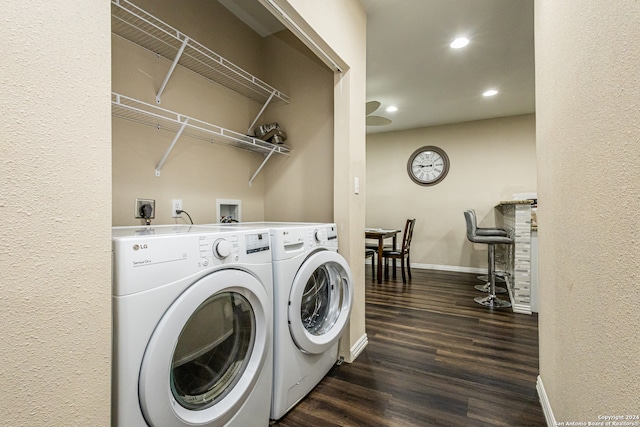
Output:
[354, 177, 360, 194]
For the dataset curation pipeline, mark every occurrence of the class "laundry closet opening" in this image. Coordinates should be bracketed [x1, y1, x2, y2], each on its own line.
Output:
[111, 0, 335, 227]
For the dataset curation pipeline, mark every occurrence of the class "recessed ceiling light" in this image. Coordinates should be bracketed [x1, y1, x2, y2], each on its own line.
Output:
[450, 37, 469, 49]
[386, 106, 398, 113]
[483, 89, 498, 97]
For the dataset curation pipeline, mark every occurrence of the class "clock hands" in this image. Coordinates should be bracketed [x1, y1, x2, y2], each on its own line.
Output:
[413, 161, 442, 169]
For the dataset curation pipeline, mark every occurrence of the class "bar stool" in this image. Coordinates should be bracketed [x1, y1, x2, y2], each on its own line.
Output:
[464, 210, 513, 308]
[468, 209, 508, 294]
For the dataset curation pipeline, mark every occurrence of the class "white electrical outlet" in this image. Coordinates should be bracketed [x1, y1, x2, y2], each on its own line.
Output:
[171, 199, 183, 218]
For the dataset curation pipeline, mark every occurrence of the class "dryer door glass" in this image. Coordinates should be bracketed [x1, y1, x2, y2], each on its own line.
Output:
[300, 261, 348, 336]
[170, 292, 255, 410]
[288, 250, 353, 354]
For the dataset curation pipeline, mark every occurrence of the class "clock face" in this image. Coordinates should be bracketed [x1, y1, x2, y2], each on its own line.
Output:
[407, 146, 450, 186]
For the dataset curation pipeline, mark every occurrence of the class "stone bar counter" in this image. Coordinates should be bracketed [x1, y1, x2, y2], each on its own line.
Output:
[494, 200, 538, 314]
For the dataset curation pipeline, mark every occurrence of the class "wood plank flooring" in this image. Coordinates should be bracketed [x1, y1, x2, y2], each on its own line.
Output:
[274, 268, 545, 427]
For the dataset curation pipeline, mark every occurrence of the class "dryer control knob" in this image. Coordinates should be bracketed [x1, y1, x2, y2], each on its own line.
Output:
[213, 239, 232, 259]
[314, 229, 322, 242]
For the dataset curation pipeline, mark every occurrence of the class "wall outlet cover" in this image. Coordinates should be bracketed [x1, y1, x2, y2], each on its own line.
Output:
[171, 199, 183, 218]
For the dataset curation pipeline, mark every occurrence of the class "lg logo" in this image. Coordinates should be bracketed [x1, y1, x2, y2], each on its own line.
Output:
[133, 244, 148, 251]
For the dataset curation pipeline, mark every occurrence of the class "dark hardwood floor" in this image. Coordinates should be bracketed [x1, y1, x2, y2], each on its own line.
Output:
[274, 268, 546, 427]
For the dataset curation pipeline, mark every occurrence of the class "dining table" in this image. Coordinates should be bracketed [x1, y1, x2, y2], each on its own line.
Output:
[365, 228, 401, 284]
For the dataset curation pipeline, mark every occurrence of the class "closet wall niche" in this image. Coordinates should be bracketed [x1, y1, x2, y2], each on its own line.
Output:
[111, 0, 334, 226]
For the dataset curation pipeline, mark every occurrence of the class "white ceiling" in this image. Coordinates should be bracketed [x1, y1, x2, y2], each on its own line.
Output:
[220, 0, 536, 135]
[362, 0, 535, 133]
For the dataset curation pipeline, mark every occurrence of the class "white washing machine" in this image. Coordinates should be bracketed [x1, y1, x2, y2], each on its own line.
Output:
[265, 223, 354, 420]
[112, 224, 273, 427]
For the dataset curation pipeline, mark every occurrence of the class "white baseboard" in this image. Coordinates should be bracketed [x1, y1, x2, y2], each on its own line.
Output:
[348, 333, 368, 362]
[411, 263, 486, 274]
[364, 260, 486, 275]
[536, 375, 556, 427]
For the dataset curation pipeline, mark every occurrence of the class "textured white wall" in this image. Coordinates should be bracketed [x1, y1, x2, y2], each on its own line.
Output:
[536, 0, 640, 421]
[367, 114, 537, 270]
[0, 2, 112, 426]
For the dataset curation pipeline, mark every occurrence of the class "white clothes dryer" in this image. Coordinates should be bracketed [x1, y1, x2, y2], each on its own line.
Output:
[112, 225, 273, 427]
[266, 223, 353, 420]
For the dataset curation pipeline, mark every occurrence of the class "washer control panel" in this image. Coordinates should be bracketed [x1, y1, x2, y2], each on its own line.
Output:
[112, 225, 271, 296]
[245, 232, 270, 254]
[212, 238, 232, 259]
[268, 223, 339, 260]
[306, 225, 338, 249]
[326, 225, 337, 241]
[199, 232, 270, 266]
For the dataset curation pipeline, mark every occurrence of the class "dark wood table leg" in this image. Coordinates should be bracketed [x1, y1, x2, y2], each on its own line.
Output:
[377, 238, 383, 284]
[392, 235, 397, 278]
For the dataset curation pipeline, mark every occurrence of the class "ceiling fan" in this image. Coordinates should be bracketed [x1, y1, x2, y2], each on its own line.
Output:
[366, 101, 392, 126]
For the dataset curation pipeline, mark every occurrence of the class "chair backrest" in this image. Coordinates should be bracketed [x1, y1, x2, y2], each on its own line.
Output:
[463, 210, 478, 242]
[401, 219, 416, 253]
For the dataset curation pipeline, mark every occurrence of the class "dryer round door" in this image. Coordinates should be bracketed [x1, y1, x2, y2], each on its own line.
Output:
[288, 250, 353, 354]
[138, 269, 271, 427]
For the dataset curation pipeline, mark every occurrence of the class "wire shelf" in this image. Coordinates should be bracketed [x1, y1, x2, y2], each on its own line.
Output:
[112, 93, 292, 156]
[111, 0, 289, 104]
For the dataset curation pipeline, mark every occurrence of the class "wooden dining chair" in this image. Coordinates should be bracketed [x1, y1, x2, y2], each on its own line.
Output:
[382, 218, 416, 284]
[365, 248, 376, 279]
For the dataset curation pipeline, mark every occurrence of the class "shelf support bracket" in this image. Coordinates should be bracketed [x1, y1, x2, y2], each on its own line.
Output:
[155, 118, 189, 176]
[249, 146, 277, 186]
[156, 37, 190, 104]
[247, 90, 276, 134]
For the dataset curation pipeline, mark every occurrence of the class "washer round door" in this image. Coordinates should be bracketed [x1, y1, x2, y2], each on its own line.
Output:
[288, 250, 353, 354]
[139, 269, 271, 427]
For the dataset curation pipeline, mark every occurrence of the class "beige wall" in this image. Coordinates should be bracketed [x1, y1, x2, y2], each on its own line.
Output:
[262, 31, 335, 222]
[536, 0, 640, 422]
[1, 2, 112, 426]
[112, 0, 334, 226]
[367, 114, 536, 271]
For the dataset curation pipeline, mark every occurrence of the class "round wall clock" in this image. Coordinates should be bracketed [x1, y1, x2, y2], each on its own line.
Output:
[407, 145, 450, 186]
